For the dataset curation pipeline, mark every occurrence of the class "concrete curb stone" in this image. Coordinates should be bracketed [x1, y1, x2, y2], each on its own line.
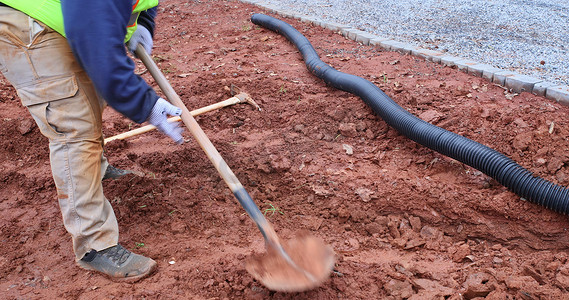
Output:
[339, 27, 353, 37]
[465, 63, 499, 78]
[399, 43, 417, 55]
[323, 21, 350, 32]
[243, 1, 569, 106]
[303, 16, 326, 27]
[533, 81, 557, 97]
[262, 4, 279, 13]
[375, 39, 398, 50]
[384, 41, 413, 54]
[546, 86, 569, 105]
[454, 59, 480, 73]
[492, 70, 517, 86]
[378, 40, 405, 52]
[411, 48, 445, 63]
[369, 37, 392, 47]
[275, 9, 291, 17]
[299, 15, 315, 24]
[440, 55, 464, 67]
[468, 64, 503, 81]
[355, 32, 378, 46]
[505, 74, 543, 94]
[345, 28, 366, 40]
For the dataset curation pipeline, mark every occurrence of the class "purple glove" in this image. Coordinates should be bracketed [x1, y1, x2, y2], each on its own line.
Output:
[127, 26, 153, 55]
[147, 98, 183, 144]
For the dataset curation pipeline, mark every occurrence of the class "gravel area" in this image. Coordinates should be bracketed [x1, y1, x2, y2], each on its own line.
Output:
[258, 0, 569, 86]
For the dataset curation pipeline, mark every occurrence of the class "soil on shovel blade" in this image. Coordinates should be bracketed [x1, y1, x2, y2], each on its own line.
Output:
[2, 0, 569, 299]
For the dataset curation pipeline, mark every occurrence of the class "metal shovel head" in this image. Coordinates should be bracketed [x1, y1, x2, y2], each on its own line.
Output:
[245, 232, 335, 292]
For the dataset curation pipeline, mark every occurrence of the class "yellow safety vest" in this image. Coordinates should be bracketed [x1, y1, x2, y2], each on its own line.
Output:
[1, 0, 159, 42]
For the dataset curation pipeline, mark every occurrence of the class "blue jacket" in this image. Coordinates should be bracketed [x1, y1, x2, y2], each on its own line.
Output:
[62, 0, 159, 123]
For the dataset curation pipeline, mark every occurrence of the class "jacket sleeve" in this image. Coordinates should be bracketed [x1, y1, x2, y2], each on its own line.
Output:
[138, 7, 157, 37]
[61, 0, 158, 124]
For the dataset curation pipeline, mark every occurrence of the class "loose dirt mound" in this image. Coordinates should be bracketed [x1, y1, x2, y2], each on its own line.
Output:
[2, 0, 569, 299]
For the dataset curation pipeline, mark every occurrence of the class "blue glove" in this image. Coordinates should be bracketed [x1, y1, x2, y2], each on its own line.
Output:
[147, 98, 184, 144]
[127, 26, 153, 55]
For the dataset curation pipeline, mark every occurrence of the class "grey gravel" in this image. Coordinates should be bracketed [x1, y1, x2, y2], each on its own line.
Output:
[257, 0, 569, 86]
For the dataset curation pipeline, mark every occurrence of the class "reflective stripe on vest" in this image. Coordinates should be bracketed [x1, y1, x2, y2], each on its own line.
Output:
[1, 0, 158, 42]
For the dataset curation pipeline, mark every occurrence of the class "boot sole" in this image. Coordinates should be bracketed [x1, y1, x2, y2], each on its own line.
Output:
[77, 260, 157, 283]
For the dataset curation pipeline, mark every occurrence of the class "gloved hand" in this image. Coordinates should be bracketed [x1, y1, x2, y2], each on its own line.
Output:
[126, 26, 153, 55]
[147, 98, 184, 144]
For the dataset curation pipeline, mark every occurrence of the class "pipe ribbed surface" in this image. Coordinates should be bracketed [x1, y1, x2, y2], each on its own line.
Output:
[251, 13, 569, 214]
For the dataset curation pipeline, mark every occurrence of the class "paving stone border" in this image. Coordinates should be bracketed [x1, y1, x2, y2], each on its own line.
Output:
[240, 0, 569, 106]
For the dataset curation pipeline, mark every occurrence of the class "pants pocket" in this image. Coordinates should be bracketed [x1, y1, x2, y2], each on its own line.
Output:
[17, 75, 79, 106]
[23, 75, 96, 141]
[30, 19, 45, 45]
[27, 102, 63, 139]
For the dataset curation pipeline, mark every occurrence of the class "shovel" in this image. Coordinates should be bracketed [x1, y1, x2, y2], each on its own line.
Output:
[135, 45, 334, 292]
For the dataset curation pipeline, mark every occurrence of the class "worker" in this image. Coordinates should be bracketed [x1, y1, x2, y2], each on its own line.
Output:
[0, 0, 183, 281]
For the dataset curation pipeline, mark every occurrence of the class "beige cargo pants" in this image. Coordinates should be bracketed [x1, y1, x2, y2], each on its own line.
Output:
[0, 7, 119, 260]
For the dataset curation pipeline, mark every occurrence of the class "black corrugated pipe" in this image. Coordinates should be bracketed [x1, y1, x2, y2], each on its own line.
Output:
[251, 13, 569, 215]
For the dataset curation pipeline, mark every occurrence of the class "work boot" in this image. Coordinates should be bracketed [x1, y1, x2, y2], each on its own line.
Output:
[77, 244, 157, 282]
[103, 164, 132, 180]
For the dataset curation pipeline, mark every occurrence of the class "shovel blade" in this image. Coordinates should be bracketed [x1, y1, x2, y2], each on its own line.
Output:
[245, 233, 335, 292]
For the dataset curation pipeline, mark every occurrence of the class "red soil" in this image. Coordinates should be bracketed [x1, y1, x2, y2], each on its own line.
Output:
[2, 0, 569, 298]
